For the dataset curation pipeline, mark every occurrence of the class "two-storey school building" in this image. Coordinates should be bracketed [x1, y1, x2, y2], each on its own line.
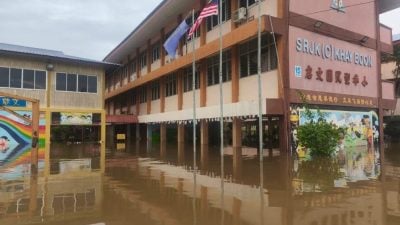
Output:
[103, 0, 396, 156]
[0, 43, 117, 172]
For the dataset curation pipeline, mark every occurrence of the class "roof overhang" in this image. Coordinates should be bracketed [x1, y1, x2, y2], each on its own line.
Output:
[103, 0, 197, 64]
[380, 0, 400, 14]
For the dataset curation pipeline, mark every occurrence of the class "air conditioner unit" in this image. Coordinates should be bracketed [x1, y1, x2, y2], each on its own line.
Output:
[233, 7, 247, 23]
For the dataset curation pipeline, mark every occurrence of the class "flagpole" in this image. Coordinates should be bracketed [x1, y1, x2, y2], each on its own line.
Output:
[218, 0, 225, 224]
[191, 9, 197, 174]
[257, 0, 265, 223]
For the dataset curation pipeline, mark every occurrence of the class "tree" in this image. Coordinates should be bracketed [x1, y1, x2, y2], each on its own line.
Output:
[382, 43, 400, 97]
[296, 92, 343, 157]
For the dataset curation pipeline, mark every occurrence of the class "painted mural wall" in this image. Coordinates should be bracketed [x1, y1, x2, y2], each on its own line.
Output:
[0, 110, 46, 175]
[290, 106, 379, 157]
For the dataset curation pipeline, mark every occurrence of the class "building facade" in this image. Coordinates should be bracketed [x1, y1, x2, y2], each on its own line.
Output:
[382, 37, 400, 116]
[103, 0, 396, 155]
[0, 43, 116, 173]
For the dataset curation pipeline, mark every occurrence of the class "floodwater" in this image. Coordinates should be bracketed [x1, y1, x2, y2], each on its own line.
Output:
[1, 142, 400, 225]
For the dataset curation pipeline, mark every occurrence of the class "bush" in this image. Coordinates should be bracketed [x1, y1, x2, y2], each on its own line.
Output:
[297, 118, 341, 156]
[296, 94, 343, 157]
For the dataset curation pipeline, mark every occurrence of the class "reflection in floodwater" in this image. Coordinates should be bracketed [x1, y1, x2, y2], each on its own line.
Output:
[0, 142, 399, 224]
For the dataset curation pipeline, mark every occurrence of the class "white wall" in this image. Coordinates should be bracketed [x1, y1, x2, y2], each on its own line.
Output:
[182, 90, 200, 110]
[151, 99, 161, 114]
[139, 103, 147, 115]
[165, 95, 178, 112]
[239, 70, 279, 102]
[207, 82, 232, 106]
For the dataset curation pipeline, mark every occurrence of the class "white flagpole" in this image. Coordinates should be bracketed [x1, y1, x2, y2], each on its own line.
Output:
[257, 0, 264, 165]
[218, 0, 225, 224]
[257, 1, 265, 224]
[191, 9, 197, 173]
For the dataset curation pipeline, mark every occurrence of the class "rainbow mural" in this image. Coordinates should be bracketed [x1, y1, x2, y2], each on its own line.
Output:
[0, 111, 46, 170]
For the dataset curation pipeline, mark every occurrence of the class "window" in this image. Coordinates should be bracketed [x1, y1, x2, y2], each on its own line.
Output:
[10, 68, 22, 88]
[151, 81, 160, 100]
[183, 67, 200, 92]
[207, 0, 231, 31]
[207, 50, 231, 86]
[78, 75, 88, 92]
[57, 73, 97, 93]
[67, 74, 77, 92]
[35, 71, 46, 89]
[0, 67, 46, 90]
[140, 52, 147, 69]
[152, 43, 160, 63]
[239, 0, 256, 8]
[23, 69, 35, 89]
[130, 60, 137, 75]
[139, 87, 147, 103]
[0, 67, 9, 87]
[165, 74, 177, 97]
[56, 73, 67, 91]
[239, 33, 277, 78]
[88, 76, 97, 93]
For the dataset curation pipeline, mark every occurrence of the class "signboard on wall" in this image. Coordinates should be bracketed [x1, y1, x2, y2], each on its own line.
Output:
[0, 97, 26, 107]
[289, 26, 378, 100]
[60, 112, 93, 125]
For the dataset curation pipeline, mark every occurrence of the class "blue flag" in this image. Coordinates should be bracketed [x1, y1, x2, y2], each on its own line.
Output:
[163, 20, 189, 59]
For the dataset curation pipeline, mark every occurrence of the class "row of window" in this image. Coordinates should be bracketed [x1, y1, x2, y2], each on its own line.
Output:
[0, 67, 46, 90]
[107, 0, 259, 88]
[111, 33, 277, 102]
[56, 73, 97, 93]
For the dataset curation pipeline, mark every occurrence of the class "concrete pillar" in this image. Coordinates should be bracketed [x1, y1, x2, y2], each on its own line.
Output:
[178, 124, 185, 164]
[160, 140, 167, 159]
[160, 123, 167, 143]
[146, 124, 153, 153]
[177, 124, 185, 143]
[200, 120, 209, 145]
[127, 124, 132, 149]
[232, 118, 242, 148]
[136, 123, 141, 142]
[200, 144, 209, 171]
[160, 123, 167, 159]
[232, 118, 242, 181]
[107, 125, 116, 150]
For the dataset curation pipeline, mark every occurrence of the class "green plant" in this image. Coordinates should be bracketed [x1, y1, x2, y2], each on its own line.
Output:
[296, 92, 342, 157]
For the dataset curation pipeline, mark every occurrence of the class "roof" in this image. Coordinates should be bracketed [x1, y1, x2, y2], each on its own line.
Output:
[103, 0, 195, 63]
[0, 42, 119, 67]
[380, 0, 400, 14]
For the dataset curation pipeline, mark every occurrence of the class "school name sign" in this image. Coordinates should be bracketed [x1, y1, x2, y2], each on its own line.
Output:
[295, 38, 373, 68]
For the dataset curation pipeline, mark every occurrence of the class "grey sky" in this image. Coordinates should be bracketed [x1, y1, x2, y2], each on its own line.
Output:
[0, 0, 163, 61]
[0, 0, 398, 61]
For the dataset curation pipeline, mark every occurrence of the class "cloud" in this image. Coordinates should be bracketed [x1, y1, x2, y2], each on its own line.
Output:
[0, 0, 163, 60]
[380, 7, 400, 35]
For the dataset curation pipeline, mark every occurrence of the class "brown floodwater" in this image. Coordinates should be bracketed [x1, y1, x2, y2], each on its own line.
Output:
[1, 142, 400, 225]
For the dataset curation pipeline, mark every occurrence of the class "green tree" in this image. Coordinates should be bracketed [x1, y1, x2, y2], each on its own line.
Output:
[296, 92, 343, 157]
[382, 43, 400, 98]
[382, 43, 400, 139]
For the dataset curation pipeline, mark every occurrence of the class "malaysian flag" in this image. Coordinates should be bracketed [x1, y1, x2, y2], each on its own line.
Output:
[187, 0, 219, 38]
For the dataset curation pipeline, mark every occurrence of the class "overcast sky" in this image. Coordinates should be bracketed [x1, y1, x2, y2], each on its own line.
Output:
[0, 0, 398, 61]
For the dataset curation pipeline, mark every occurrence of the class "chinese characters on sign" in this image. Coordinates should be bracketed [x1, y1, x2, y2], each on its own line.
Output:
[0, 97, 27, 107]
[303, 93, 375, 107]
[304, 65, 369, 87]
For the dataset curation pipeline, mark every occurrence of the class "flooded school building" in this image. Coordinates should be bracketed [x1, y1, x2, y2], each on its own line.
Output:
[1, 0, 400, 225]
[104, 0, 396, 156]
